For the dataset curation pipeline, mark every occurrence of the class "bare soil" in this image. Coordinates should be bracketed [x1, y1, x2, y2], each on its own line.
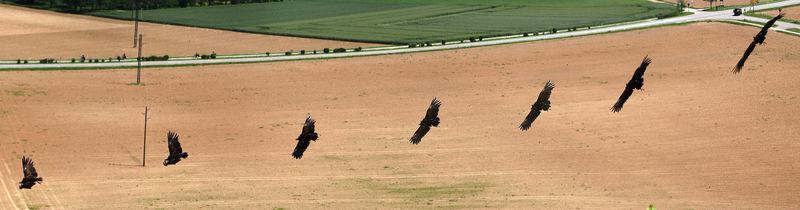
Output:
[0, 22, 798, 209]
[0, 4, 377, 60]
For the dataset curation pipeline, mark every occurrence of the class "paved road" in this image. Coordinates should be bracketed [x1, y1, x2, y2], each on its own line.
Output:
[2, 0, 798, 70]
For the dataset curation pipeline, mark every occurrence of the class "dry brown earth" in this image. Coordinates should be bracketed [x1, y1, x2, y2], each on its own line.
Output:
[0, 22, 798, 209]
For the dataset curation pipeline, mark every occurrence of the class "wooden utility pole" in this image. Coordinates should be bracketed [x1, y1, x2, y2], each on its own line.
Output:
[142, 106, 150, 167]
[136, 34, 143, 85]
[133, 0, 140, 47]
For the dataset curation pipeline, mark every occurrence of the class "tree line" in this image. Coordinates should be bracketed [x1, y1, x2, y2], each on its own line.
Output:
[2, 0, 283, 11]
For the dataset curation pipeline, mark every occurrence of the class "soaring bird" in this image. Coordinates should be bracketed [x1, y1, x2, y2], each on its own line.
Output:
[19, 156, 42, 189]
[733, 13, 784, 73]
[410, 98, 441, 144]
[520, 80, 555, 131]
[612, 56, 652, 112]
[292, 116, 319, 159]
[163, 131, 188, 166]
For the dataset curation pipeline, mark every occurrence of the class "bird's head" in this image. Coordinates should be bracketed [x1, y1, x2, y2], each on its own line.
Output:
[163, 159, 169, 166]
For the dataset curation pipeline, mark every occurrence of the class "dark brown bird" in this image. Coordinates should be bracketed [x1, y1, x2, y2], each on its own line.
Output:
[292, 116, 318, 159]
[410, 98, 441, 144]
[19, 156, 42, 189]
[733, 13, 784, 73]
[612, 56, 652, 112]
[163, 131, 188, 166]
[520, 80, 555, 131]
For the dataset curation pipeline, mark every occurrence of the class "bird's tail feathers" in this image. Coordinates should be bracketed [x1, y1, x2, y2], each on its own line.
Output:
[181, 152, 188, 159]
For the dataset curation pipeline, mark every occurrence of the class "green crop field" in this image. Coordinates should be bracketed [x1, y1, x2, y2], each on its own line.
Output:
[91, 0, 677, 44]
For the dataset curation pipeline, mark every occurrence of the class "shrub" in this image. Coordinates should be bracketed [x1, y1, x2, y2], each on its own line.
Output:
[80, 55, 86, 63]
[141, 55, 170, 61]
[478, 36, 483, 41]
[122, 54, 127, 60]
[469, 37, 476, 42]
[323, 48, 330, 53]
[441, 40, 446, 45]
[408, 44, 417, 48]
[201, 55, 210, 59]
[354, 47, 362, 52]
[333, 48, 346, 53]
[71, 58, 76, 63]
[551, 28, 558, 33]
[210, 52, 217, 59]
[523, 33, 529, 37]
[285, 51, 292, 56]
[23, 60, 28, 64]
[265, 52, 270, 56]
[313, 50, 317, 54]
[300, 50, 306, 55]
[16, 59, 21, 64]
[116, 56, 121, 61]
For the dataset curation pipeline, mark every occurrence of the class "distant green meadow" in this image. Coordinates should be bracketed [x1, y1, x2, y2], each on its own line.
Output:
[92, 0, 677, 44]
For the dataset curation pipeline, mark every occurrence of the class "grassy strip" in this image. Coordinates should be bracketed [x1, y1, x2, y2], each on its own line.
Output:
[746, 7, 800, 24]
[718, 20, 800, 37]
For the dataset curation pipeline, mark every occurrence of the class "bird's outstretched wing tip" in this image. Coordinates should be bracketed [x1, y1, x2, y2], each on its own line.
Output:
[431, 97, 441, 106]
[732, 65, 743, 74]
[409, 136, 422, 144]
[642, 56, 652, 64]
[545, 80, 555, 88]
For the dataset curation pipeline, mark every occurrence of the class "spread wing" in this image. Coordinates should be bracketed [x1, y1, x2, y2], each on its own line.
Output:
[733, 41, 758, 73]
[410, 125, 431, 145]
[519, 109, 541, 131]
[534, 80, 555, 105]
[292, 140, 310, 159]
[424, 98, 441, 121]
[734, 14, 783, 73]
[631, 56, 652, 80]
[167, 131, 183, 156]
[759, 13, 784, 34]
[22, 156, 37, 178]
[302, 116, 316, 136]
[410, 98, 441, 144]
[520, 81, 555, 131]
[612, 87, 634, 112]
